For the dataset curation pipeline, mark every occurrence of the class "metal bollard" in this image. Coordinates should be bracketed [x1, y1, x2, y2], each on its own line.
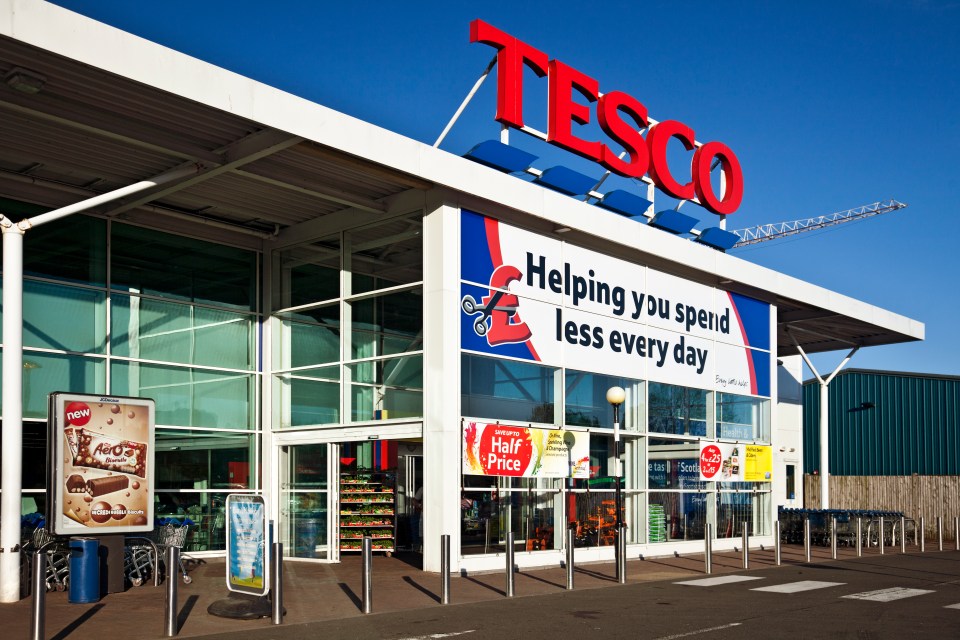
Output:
[565, 528, 575, 590]
[955, 516, 960, 552]
[616, 528, 627, 584]
[938, 517, 944, 551]
[271, 542, 283, 624]
[361, 536, 373, 614]
[856, 517, 862, 557]
[920, 517, 926, 553]
[879, 516, 885, 555]
[900, 517, 907, 554]
[164, 546, 179, 637]
[440, 535, 450, 605]
[30, 551, 46, 640]
[505, 532, 515, 597]
[704, 524, 713, 574]
[804, 517, 811, 563]
[774, 521, 781, 566]
[831, 517, 837, 560]
[741, 522, 749, 569]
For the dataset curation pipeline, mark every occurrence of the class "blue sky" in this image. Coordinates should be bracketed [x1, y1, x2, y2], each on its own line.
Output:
[49, 0, 960, 377]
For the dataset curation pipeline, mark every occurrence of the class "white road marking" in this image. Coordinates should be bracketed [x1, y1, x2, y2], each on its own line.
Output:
[842, 587, 935, 602]
[751, 580, 845, 593]
[653, 622, 743, 639]
[393, 632, 476, 640]
[944, 603, 960, 609]
[674, 575, 764, 587]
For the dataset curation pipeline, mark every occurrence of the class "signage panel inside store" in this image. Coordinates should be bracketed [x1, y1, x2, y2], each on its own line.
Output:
[470, 19, 743, 215]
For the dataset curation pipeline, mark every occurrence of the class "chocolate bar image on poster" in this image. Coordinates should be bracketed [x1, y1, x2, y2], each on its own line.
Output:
[72, 428, 148, 478]
[86, 475, 129, 497]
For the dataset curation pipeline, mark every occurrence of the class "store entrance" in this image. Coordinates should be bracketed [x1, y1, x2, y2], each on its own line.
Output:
[337, 440, 422, 559]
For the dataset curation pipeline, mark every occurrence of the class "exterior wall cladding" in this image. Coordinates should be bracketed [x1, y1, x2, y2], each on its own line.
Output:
[803, 369, 960, 476]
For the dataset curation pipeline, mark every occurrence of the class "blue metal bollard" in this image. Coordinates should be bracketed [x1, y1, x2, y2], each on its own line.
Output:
[68, 537, 100, 604]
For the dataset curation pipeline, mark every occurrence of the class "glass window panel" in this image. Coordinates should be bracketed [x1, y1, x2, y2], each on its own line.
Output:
[287, 491, 328, 559]
[565, 369, 643, 431]
[275, 367, 340, 427]
[112, 294, 254, 369]
[350, 355, 423, 422]
[3, 351, 106, 419]
[274, 236, 340, 309]
[111, 223, 256, 311]
[348, 217, 422, 295]
[1, 280, 106, 353]
[648, 382, 708, 436]
[154, 429, 255, 490]
[154, 491, 232, 551]
[649, 491, 708, 542]
[111, 361, 253, 429]
[287, 444, 328, 490]
[279, 306, 340, 368]
[20, 213, 106, 285]
[717, 490, 770, 538]
[350, 289, 423, 359]
[716, 393, 769, 442]
[461, 353, 556, 424]
[648, 438, 706, 490]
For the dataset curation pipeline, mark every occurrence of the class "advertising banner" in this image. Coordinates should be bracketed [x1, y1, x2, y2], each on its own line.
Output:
[460, 209, 771, 396]
[226, 494, 269, 596]
[698, 442, 773, 482]
[48, 392, 155, 535]
[463, 421, 590, 478]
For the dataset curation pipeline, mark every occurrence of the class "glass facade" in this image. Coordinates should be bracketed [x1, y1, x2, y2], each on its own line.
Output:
[271, 214, 425, 429]
[1, 215, 259, 552]
[461, 352, 771, 554]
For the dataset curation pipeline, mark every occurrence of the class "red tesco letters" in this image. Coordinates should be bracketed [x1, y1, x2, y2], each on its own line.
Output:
[470, 19, 743, 216]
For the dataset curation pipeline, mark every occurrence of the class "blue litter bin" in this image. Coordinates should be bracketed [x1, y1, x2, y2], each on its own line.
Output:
[68, 537, 100, 604]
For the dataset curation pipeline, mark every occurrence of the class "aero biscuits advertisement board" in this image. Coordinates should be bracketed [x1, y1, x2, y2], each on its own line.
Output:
[49, 392, 155, 535]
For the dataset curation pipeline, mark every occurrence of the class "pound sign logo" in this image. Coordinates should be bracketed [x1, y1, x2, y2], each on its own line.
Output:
[461, 264, 532, 346]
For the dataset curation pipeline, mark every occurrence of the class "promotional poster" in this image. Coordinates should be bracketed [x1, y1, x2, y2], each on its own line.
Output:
[463, 422, 590, 478]
[226, 494, 268, 596]
[48, 392, 155, 535]
[460, 209, 771, 397]
[699, 442, 773, 482]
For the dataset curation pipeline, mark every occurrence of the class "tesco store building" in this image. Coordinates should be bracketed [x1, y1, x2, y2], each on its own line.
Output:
[0, 3, 923, 598]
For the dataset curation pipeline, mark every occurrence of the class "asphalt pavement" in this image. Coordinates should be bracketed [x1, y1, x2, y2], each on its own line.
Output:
[6, 543, 960, 639]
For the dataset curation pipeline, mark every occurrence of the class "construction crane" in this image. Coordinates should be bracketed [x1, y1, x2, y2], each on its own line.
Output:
[730, 199, 907, 248]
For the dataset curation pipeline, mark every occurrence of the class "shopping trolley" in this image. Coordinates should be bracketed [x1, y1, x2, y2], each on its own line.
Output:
[123, 535, 159, 587]
[23, 527, 71, 592]
[155, 523, 194, 584]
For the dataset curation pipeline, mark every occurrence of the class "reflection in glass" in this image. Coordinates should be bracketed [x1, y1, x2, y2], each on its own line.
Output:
[350, 290, 423, 359]
[282, 444, 328, 559]
[461, 480, 560, 555]
[111, 361, 254, 429]
[649, 382, 708, 436]
[350, 355, 423, 422]
[11, 351, 106, 419]
[275, 367, 340, 427]
[111, 223, 257, 311]
[9, 280, 106, 353]
[154, 429, 254, 490]
[717, 393, 769, 441]
[461, 353, 556, 424]
[112, 294, 254, 370]
[280, 306, 340, 368]
[565, 370, 643, 431]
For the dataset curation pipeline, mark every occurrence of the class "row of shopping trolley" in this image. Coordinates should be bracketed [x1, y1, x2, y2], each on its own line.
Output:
[778, 508, 918, 548]
[22, 522, 196, 594]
